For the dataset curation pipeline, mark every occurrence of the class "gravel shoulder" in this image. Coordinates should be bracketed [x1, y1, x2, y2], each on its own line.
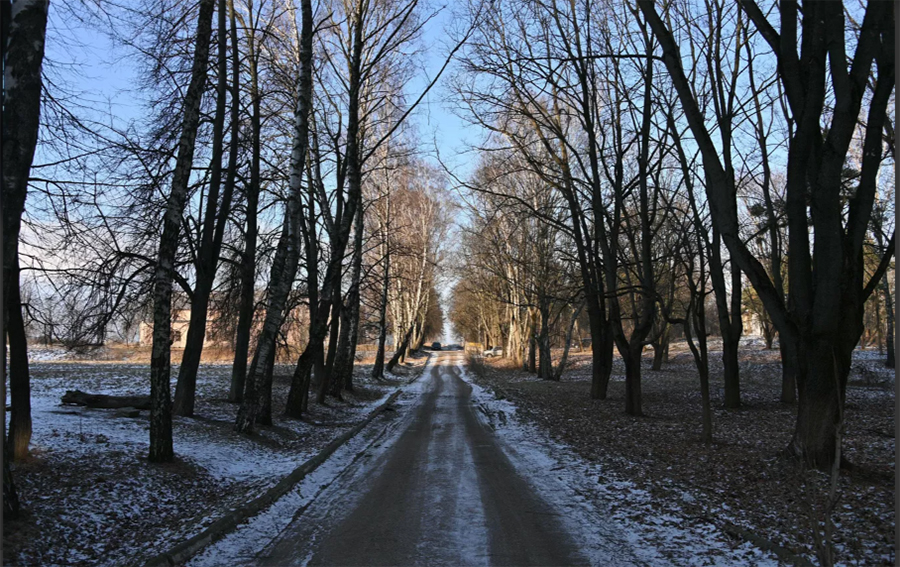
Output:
[469, 339, 894, 566]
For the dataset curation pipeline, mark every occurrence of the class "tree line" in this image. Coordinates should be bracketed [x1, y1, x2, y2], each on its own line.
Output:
[448, 0, 894, 469]
[2, 0, 457, 510]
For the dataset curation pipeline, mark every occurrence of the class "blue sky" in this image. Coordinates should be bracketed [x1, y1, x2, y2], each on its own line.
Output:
[40, 2, 474, 341]
[41, 1, 481, 180]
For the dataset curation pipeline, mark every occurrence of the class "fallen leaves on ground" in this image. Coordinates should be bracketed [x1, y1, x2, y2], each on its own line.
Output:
[475, 340, 894, 566]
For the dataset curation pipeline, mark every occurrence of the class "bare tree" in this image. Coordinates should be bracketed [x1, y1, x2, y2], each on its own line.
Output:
[173, 0, 242, 417]
[3, 0, 52, 462]
[640, 0, 896, 468]
[148, 0, 215, 462]
[235, 0, 314, 432]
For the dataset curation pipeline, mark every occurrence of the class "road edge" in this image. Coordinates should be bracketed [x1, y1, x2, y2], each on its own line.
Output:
[143, 388, 404, 567]
[465, 363, 817, 567]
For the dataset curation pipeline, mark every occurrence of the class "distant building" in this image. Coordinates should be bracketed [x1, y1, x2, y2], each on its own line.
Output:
[139, 299, 310, 351]
[139, 309, 214, 348]
[741, 310, 767, 338]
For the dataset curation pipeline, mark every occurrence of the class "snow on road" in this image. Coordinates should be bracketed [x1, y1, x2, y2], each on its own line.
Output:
[186, 352, 782, 566]
[459, 362, 782, 566]
[188, 361, 433, 567]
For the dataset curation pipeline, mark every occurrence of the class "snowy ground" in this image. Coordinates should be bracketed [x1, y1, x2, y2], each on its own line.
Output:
[5, 343, 892, 566]
[3, 352, 430, 566]
[194, 353, 778, 566]
[458, 362, 782, 566]
[187, 357, 438, 567]
[471, 339, 895, 567]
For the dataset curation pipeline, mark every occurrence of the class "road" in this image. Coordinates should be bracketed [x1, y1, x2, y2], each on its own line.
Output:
[257, 351, 589, 566]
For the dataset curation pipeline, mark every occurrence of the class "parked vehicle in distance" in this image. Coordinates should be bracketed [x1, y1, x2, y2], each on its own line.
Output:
[483, 346, 502, 357]
[431, 342, 442, 350]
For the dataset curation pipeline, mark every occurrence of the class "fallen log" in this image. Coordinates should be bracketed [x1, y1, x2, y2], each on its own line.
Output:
[61, 390, 151, 410]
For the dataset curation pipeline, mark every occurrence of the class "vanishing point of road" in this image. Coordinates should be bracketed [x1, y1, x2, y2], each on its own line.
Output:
[257, 351, 590, 566]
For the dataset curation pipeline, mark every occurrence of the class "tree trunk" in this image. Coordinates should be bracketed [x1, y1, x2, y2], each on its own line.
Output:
[763, 325, 775, 350]
[293, 151, 322, 414]
[286, 346, 314, 416]
[882, 265, 895, 368]
[721, 329, 741, 408]
[553, 303, 583, 381]
[789, 337, 847, 469]
[537, 301, 552, 379]
[3, 441, 19, 520]
[309, 343, 324, 408]
[371, 229, 390, 380]
[342, 295, 361, 392]
[527, 333, 536, 373]
[235, 0, 314, 433]
[319, 292, 342, 403]
[2, 0, 38, 510]
[175, 0, 239, 417]
[258, 343, 276, 425]
[3, 0, 51, 463]
[519, 314, 529, 371]
[615, 41, 656, 419]
[240, 222, 292, 426]
[61, 391, 151, 409]
[7, 267, 31, 461]
[229, 43, 260, 402]
[332, 196, 364, 395]
[651, 324, 670, 371]
[623, 345, 643, 417]
[331, 307, 352, 397]
[173, 283, 212, 415]
[149, 0, 215, 461]
[3, 404, 19, 520]
[779, 333, 798, 403]
[386, 326, 414, 373]
[587, 299, 612, 399]
[710, 230, 741, 409]
[683, 302, 712, 443]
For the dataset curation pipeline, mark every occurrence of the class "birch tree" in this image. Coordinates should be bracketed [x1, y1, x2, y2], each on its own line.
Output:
[148, 0, 215, 462]
[3, 0, 51, 461]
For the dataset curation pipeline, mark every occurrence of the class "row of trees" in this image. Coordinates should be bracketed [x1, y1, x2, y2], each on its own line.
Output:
[3, 0, 455, 481]
[448, 0, 895, 468]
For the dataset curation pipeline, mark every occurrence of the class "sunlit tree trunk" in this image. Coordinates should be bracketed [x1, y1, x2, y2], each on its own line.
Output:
[333, 199, 365, 393]
[236, 0, 314, 432]
[230, 0, 260, 403]
[553, 303, 584, 381]
[372, 208, 390, 380]
[537, 297, 552, 379]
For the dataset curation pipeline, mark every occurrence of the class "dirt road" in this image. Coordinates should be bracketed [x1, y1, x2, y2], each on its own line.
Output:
[257, 352, 589, 566]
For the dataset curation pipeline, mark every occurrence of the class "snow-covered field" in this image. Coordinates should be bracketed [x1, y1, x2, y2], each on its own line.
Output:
[4, 345, 892, 566]
[3, 355, 429, 566]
